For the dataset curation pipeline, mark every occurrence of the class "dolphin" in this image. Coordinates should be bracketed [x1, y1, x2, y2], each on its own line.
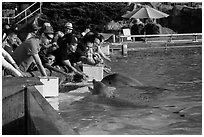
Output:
[101, 73, 143, 87]
[87, 79, 149, 108]
[88, 79, 116, 98]
[101, 73, 173, 92]
[72, 75, 177, 113]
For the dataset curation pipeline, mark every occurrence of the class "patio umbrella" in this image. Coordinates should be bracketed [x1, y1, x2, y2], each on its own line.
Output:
[122, 5, 169, 19]
[122, 8, 140, 18]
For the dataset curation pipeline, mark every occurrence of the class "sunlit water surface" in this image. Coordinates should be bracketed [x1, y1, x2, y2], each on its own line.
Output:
[54, 47, 201, 135]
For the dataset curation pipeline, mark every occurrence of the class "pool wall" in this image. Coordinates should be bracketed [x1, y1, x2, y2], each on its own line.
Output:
[2, 77, 77, 135]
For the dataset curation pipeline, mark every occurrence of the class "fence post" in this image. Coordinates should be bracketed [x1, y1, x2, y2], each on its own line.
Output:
[121, 43, 128, 57]
[144, 36, 147, 43]
[40, 2, 42, 13]
[112, 34, 115, 43]
[193, 34, 198, 42]
[121, 37, 123, 42]
[164, 43, 168, 53]
[169, 34, 173, 42]
[25, 11, 27, 23]
[144, 32, 147, 43]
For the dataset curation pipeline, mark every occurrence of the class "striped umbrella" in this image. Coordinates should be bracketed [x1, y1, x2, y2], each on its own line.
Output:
[122, 5, 169, 19]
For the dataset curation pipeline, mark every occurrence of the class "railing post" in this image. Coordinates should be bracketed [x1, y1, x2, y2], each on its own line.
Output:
[164, 42, 168, 53]
[193, 34, 198, 42]
[144, 36, 147, 43]
[8, 18, 10, 24]
[168, 34, 173, 43]
[25, 11, 27, 23]
[133, 36, 135, 42]
[119, 36, 123, 43]
[112, 34, 115, 43]
[40, 2, 42, 13]
[121, 43, 128, 57]
[143, 31, 147, 43]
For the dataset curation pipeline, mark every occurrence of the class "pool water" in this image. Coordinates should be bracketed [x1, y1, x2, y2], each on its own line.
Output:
[56, 47, 202, 135]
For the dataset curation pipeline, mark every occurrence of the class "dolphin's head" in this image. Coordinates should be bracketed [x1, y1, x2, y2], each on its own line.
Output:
[101, 73, 119, 87]
[91, 79, 105, 95]
[90, 79, 116, 98]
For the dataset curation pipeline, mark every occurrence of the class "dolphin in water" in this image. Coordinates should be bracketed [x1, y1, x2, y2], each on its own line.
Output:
[88, 79, 116, 98]
[101, 73, 173, 92]
[101, 73, 143, 87]
[87, 79, 149, 108]
[72, 76, 172, 110]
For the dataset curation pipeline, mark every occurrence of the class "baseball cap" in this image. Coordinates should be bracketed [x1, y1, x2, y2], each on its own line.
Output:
[65, 22, 73, 29]
[43, 25, 54, 34]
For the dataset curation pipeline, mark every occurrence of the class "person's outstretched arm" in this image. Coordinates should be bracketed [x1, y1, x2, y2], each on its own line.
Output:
[32, 54, 47, 76]
[2, 48, 26, 76]
[2, 48, 18, 67]
[97, 47, 111, 62]
[62, 59, 88, 78]
[2, 58, 23, 77]
[43, 63, 71, 77]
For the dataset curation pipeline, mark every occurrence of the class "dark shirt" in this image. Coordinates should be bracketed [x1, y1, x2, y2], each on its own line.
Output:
[80, 32, 95, 44]
[39, 47, 49, 65]
[131, 24, 139, 35]
[57, 33, 72, 47]
[76, 32, 97, 58]
[53, 48, 82, 66]
[145, 23, 160, 35]
[54, 33, 83, 66]
[76, 42, 87, 56]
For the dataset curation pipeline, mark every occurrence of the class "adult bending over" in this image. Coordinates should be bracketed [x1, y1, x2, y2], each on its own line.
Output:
[11, 25, 54, 76]
[54, 34, 88, 80]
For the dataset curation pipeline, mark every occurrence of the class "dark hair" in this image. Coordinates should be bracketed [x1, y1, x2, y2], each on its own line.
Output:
[82, 24, 91, 32]
[3, 24, 11, 35]
[65, 34, 78, 45]
[81, 32, 95, 43]
[94, 33, 104, 42]
[7, 29, 17, 36]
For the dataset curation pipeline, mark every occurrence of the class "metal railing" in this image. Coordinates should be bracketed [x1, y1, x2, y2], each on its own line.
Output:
[119, 33, 202, 43]
[2, 2, 42, 24]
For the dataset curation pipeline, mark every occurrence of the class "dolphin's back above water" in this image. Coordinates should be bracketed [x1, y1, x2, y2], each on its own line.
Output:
[101, 73, 143, 87]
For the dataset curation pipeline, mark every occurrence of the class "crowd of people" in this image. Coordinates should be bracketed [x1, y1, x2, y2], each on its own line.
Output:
[123, 18, 161, 40]
[2, 21, 111, 82]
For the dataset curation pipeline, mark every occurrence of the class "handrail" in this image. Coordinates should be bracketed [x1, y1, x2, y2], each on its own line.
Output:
[16, 7, 41, 24]
[2, 2, 38, 20]
[119, 33, 202, 43]
[120, 33, 202, 38]
[2, 2, 42, 24]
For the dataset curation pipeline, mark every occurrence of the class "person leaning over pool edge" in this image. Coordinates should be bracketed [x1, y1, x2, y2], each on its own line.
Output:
[11, 25, 54, 77]
[54, 34, 88, 80]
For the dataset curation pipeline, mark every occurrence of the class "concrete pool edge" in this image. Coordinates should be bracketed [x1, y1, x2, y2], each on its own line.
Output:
[2, 77, 77, 135]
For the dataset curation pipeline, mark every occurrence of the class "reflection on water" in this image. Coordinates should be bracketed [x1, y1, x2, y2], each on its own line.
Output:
[52, 47, 202, 135]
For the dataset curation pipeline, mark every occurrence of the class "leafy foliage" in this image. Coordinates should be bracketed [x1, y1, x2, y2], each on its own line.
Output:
[2, 2, 202, 33]
[42, 2, 128, 33]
